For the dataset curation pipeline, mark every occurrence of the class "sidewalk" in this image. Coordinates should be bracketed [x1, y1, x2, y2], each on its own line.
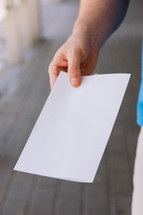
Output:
[0, 0, 142, 214]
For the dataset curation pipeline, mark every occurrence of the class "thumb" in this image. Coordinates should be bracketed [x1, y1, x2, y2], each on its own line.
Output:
[68, 54, 81, 87]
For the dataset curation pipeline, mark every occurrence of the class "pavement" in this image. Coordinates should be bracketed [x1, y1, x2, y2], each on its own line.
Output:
[0, 0, 142, 214]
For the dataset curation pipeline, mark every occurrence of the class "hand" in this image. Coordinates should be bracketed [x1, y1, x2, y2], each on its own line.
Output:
[48, 32, 99, 88]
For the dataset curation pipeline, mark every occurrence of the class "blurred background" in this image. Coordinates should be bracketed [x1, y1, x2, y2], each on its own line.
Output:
[0, 0, 142, 214]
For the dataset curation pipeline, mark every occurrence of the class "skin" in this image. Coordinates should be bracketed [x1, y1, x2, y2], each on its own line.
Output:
[48, 0, 129, 88]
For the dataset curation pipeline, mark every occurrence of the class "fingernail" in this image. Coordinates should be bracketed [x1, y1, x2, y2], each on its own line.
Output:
[70, 78, 81, 87]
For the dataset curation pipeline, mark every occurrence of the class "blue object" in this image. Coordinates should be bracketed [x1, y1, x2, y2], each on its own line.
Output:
[137, 41, 143, 126]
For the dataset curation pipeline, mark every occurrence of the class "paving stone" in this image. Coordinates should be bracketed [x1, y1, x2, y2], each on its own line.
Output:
[59, 198, 81, 215]
[30, 209, 53, 215]
[116, 197, 131, 215]
[61, 181, 81, 198]
[86, 185, 108, 210]
[8, 173, 33, 200]
[114, 173, 132, 197]
[31, 187, 55, 212]
[38, 176, 58, 188]
[1, 199, 26, 215]
[0, 169, 10, 188]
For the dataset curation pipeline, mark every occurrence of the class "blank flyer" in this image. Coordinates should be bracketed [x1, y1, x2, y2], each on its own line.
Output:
[14, 72, 130, 183]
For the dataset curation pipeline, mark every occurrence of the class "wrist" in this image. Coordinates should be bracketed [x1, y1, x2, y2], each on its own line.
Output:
[72, 19, 99, 51]
[73, 16, 112, 52]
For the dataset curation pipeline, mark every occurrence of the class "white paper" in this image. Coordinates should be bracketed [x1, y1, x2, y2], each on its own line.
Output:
[14, 72, 130, 183]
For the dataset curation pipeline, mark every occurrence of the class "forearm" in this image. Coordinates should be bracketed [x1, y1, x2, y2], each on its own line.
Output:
[73, 0, 129, 50]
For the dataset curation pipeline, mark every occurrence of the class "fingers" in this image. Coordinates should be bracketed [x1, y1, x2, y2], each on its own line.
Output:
[48, 64, 61, 89]
[49, 51, 82, 88]
[48, 35, 94, 88]
[68, 53, 81, 87]
[48, 51, 68, 88]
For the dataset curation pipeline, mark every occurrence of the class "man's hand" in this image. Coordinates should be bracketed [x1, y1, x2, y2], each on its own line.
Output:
[48, 33, 99, 88]
[48, 0, 129, 89]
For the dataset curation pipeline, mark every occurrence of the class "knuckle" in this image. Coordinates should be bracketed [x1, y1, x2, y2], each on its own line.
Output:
[68, 66, 80, 79]
[69, 65, 79, 71]
[48, 63, 58, 75]
[69, 73, 80, 79]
